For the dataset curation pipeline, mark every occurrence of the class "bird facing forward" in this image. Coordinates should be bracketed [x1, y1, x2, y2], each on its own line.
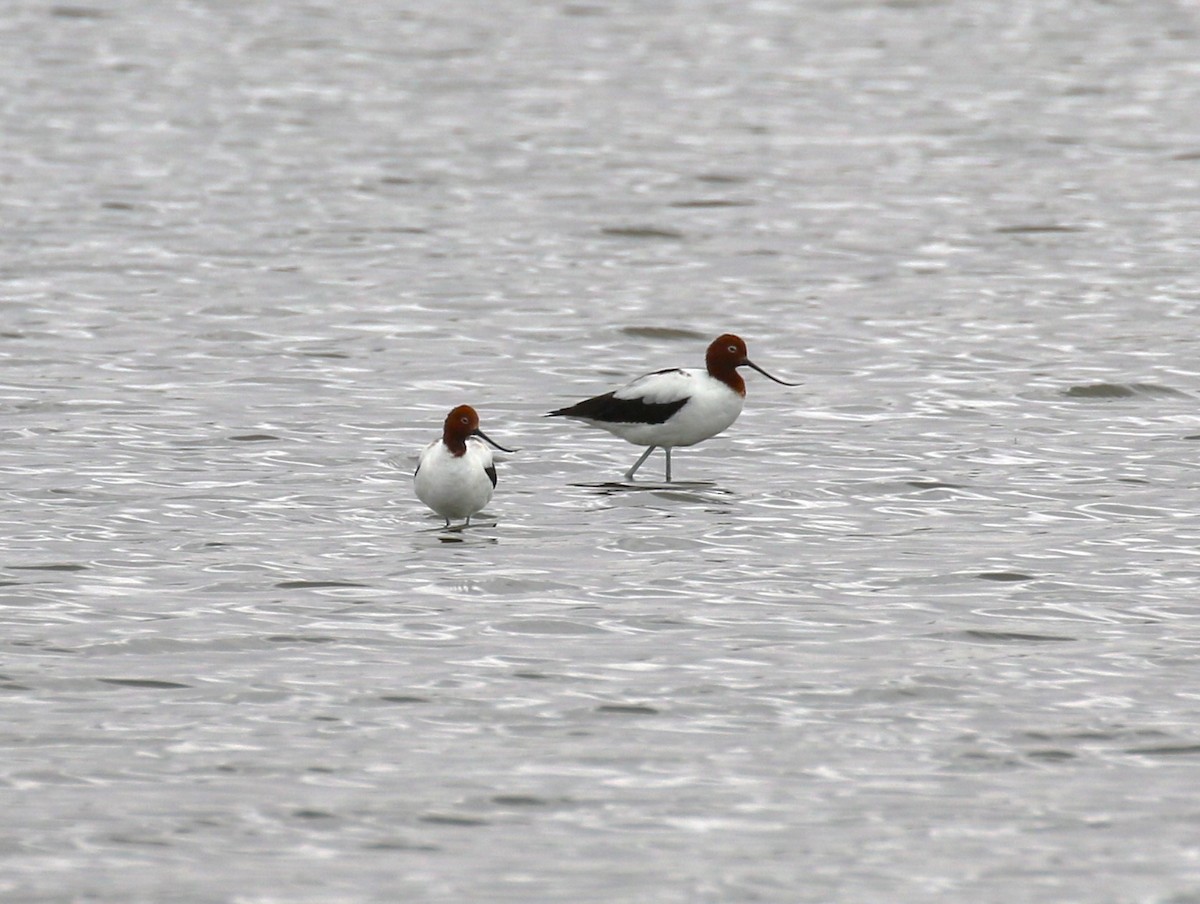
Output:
[414, 405, 514, 526]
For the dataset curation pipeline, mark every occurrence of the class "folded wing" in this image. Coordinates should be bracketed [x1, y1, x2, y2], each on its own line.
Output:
[550, 369, 694, 425]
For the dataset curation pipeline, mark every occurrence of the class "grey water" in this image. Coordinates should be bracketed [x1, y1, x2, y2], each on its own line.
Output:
[3, 1, 1200, 901]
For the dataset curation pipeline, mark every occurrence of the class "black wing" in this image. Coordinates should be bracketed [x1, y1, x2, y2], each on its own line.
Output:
[548, 391, 688, 425]
[485, 463, 497, 487]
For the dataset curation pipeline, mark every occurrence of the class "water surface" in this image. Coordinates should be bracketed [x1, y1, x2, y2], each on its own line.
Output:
[3, 1, 1200, 901]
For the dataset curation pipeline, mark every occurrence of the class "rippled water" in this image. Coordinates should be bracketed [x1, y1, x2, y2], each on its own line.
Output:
[4, 1, 1200, 901]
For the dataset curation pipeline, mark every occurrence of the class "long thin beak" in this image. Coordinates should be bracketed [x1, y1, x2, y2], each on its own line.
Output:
[743, 359, 802, 386]
[474, 428, 518, 453]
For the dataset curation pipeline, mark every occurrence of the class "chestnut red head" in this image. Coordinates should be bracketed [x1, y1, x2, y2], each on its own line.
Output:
[705, 334, 800, 395]
[442, 405, 515, 456]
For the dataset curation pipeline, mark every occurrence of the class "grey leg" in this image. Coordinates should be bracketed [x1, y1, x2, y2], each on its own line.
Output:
[664, 448, 672, 482]
[626, 446, 657, 481]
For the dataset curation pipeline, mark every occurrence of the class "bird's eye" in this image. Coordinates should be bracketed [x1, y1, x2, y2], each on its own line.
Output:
[461, 417, 470, 424]
[727, 345, 738, 353]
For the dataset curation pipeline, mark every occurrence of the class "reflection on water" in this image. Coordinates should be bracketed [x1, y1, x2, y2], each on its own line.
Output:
[3, 0, 1200, 901]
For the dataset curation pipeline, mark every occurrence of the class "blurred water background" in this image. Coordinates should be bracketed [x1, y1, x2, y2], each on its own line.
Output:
[3, 1, 1200, 901]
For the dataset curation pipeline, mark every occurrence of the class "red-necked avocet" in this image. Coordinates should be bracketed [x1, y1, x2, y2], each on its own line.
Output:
[414, 405, 515, 527]
[548, 333, 799, 482]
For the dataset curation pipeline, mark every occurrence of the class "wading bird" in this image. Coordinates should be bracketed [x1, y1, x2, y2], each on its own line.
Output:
[415, 405, 515, 526]
[548, 333, 799, 482]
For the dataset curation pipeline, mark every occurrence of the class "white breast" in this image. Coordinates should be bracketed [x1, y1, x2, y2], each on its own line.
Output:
[414, 439, 495, 519]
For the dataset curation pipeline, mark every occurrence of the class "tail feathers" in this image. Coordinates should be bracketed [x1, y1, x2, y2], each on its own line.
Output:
[548, 393, 617, 419]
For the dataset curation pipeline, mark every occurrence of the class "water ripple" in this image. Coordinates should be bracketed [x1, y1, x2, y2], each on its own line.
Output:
[4, 0, 1200, 900]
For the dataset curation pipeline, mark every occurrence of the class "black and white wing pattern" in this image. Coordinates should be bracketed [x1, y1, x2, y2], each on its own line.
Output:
[549, 368, 695, 425]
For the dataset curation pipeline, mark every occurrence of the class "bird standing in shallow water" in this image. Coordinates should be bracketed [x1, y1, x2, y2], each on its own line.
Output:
[548, 333, 799, 482]
[414, 405, 515, 527]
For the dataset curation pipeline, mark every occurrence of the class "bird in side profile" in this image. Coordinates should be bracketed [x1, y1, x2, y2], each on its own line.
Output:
[548, 333, 799, 482]
[414, 405, 515, 527]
